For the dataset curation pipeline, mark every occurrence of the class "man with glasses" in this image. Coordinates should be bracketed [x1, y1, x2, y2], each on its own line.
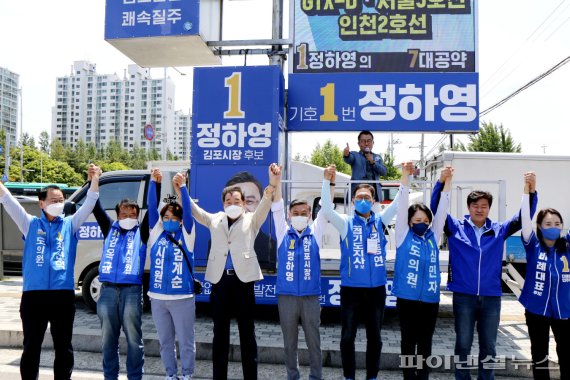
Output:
[320, 164, 400, 380]
[343, 130, 387, 202]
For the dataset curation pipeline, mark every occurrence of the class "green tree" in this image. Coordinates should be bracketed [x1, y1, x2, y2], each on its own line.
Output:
[50, 139, 66, 161]
[309, 139, 352, 175]
[457, 121, 522, 153]
[382, 152, 401, 180]
[38, 131, 50, 153]
[7, 146, 83, 185]
[19, 133, 36, 149]
[99, 161, 130, 173]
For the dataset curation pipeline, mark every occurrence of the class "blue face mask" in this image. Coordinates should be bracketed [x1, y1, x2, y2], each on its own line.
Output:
[354, 199, 373, 214]
[411, 223, 430, 236]
[541, 227, 561, 241]
[163, 220, 181, 233]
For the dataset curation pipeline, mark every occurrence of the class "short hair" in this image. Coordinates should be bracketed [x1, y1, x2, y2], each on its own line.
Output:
[115, 199, 140, 218]
[225, 171, 263, 197]
[160, 202, 183, 220]
[289, 199, 311, 212]
[408, 203, 433, 224]
[222, 186, 245, 203]
[466, 190, 493, 208]
[358, 130, 374, 142]
[353, 183, 376, 199]
[39, 185, 62, 201]
[536, 208, 567, 252]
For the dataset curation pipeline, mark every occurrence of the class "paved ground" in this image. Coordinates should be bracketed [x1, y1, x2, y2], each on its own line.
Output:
[0, 277, 562, 379]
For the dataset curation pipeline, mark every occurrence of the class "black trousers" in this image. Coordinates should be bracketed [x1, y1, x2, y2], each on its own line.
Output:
[20, 290, 76, 380]
[525, 311, 570, 380]
[340, 285, 386, 379]
[210, 272, 258, 380]
[397, 298, 440, 380]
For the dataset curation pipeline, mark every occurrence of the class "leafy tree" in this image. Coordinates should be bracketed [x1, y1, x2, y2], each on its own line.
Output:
[50, 139, 66, 161]
[457, 121, 521, 153]
[293, 152, 309, 162]
[38, 131, 50, 153]
[7, 146, 83, 185]
[99, 161, 130, 173]
[309, 139, 352, 175]
[129, 145, 149, 170]
[19, 133, 36, 149]
[382, 152, 401, 180]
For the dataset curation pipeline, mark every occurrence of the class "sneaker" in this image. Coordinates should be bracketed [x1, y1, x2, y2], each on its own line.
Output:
[164, 376, 178, 380]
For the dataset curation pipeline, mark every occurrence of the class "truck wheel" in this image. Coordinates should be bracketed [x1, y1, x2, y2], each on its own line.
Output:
[82, 267, 101, 312]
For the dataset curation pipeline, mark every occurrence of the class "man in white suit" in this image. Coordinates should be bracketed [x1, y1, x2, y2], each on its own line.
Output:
[190, 163, 280, 380]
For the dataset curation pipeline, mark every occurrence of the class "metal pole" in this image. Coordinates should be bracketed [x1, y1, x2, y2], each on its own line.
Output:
[270, 0, 284, 68]
[419, 133, 425, 169]
[3, 129, 9, 179]
[162, 67, 167, 160]
[19, 88, 23, 182]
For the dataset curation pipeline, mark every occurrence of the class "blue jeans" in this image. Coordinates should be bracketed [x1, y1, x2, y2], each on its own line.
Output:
[453, 292, 501, 380]
[97, 284, 144, 380]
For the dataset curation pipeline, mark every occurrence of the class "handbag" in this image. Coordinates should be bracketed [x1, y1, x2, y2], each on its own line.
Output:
[165, 233, 203, 295]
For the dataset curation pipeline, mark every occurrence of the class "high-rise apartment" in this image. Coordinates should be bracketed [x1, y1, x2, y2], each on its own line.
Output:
[173, 110, 191, 160]
[51, 61, 189, 158]
[0, 67, 19, 149]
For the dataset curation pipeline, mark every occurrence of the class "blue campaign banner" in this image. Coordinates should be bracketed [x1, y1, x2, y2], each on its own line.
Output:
[194, 273, 397, 308]
[288, 72, 478, 132]
[190, 164, 278, 269]
[105, 0, 199, 39]
[192, 66, 284, 166]
[505, 236, 526, 262]
[77, 222, 104, 240]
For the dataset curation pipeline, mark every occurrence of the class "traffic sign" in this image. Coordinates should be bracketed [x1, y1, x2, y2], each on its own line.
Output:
[144, 124, 155, 141]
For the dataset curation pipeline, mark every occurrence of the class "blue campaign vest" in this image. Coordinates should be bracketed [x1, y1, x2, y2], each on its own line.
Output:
[519, 233, 570, 319]
[22, 213, 77, 291]
[99, 222, 146, 285]
[340, 213, 388, 288]
[392, 230, 441, 303]
[149, 229, 194, 295]
[276, 224, 321, 296]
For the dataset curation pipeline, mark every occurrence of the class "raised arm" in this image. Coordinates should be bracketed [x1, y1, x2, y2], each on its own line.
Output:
[72, 164, 100, 233]
[147, 169, 162, 229]
[270, 165, 288, 245]
[251, 164, 279, 231]
[520, 172, 535, 242]
[320, 164, 349, 239]
[173, 172, 194, 233]
[343, 143, 355, 165]
[432, 166, 453, 245]
[395, 162, 414, 247]
[503, 174, 538, 238]
[0, 181, 33, 236]
[313, 170, 337, 247]
[86, 166, 112, 238]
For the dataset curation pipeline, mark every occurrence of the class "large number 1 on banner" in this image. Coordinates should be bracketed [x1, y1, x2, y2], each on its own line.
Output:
[561, 256, 569, 273]
[320, 83, 338, 121]
[224, 72, 245, 118]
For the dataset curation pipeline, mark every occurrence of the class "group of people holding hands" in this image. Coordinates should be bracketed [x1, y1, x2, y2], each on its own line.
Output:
[0, 152, 568, 380]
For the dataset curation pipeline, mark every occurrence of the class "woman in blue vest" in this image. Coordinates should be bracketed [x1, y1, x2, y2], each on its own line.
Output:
[147, 169, 197, 380]
[392, 163, 452, 380]
[520, 172, 570, 380]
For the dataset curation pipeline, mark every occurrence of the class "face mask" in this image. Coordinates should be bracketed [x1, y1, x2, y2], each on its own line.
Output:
[163, 220, 181, 233]
[411, 222, 430, 236]
[118, 218, 138, 230]
[45, 203, 64, 217]
[541, 227, 562, 241]
[291, 216, 309, 232]
[354, 199, 373, 214]
[225, 205, 243, 219]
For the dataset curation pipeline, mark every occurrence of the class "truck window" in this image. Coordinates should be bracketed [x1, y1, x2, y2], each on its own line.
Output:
[75, 180, 142, 210]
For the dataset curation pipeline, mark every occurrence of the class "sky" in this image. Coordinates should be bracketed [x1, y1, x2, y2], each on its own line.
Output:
[1, 0, 569, 164]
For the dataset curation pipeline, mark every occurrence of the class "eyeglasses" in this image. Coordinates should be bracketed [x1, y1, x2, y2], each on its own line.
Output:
[359, 139, 373, 143]
[354, 195, 373, 201]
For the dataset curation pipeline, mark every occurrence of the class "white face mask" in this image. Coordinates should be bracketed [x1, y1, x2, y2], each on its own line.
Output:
[45, 203, 64, 217]
[225, 205, 244, 219]
[290, 216, 309, 232]
[118, 218, 139, 230]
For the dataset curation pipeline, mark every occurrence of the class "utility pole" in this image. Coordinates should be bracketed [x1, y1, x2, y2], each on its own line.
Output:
[19, 88, 23, 182]
[270, 0, 284, 69]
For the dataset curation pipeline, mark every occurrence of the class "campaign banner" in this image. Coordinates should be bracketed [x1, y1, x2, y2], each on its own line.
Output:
[192, 66, 284, 165]
[287, 72, 478, 132]
[194, 273, 398, 308]
[105, 0, 199, 39]
[292, 0, 477, 73]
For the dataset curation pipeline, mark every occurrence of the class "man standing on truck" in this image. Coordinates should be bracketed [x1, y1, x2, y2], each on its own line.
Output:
[431, 173, 538, 380]
[88, 168, 159, 380]
[271, 165, 335, 380]
[343, 130, 387, 202]
[320, 164, 400, 380]
[0, 164, 100, 380]
[190, 163, 280, 380]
